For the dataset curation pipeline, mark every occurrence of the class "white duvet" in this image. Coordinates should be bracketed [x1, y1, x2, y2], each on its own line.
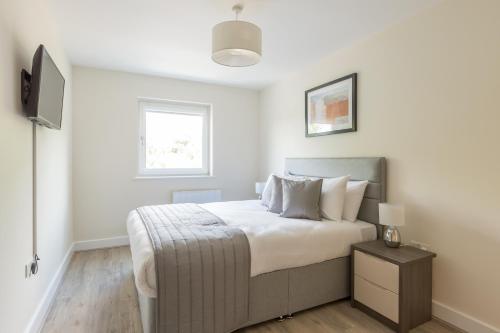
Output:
[127, 200, 376, 298]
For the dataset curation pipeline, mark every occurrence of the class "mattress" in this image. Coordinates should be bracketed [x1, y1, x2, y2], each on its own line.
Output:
[127, 200, 377, 298]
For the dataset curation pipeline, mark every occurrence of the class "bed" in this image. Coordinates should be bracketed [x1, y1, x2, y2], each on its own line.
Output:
[127, 157, 386, 333]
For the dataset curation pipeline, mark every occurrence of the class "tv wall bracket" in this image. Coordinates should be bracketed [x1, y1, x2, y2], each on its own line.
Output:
[21, 69, 32, 106]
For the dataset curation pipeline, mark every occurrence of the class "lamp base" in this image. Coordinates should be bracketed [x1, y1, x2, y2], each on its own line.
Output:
[383, 225, 401, 248]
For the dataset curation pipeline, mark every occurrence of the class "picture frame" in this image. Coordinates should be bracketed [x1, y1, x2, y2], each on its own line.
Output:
[305, 73, 357, 137]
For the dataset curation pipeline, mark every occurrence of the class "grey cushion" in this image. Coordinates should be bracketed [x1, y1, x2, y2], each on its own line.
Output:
[268, 175, 284, 213]
[280, 178, 323, 220]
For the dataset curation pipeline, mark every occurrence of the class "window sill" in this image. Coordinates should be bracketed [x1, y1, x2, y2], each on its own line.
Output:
[134, 175, 215, 180]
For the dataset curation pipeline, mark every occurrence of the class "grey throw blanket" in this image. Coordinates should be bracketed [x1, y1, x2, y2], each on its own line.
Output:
[137, 204, 250, 333]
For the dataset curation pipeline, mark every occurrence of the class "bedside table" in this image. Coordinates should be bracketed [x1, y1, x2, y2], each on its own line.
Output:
[351, 240, 436, 333]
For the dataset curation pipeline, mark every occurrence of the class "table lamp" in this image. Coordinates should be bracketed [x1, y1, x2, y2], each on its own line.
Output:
[379, 203, 405, 248]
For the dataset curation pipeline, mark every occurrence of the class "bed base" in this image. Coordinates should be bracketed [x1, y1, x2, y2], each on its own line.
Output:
[137, 256, 350, 333]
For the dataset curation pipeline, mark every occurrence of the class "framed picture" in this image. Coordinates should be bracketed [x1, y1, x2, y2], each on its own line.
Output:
[305, 73, 357, 137]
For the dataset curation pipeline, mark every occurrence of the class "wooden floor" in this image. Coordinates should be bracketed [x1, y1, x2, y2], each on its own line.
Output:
[42, 247, 458, 333]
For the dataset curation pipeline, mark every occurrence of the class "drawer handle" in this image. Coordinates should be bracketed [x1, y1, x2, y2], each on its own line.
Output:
[355, 274, 398, 295]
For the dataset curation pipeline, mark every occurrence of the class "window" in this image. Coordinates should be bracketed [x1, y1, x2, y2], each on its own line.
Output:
[138, 99, 211, 176]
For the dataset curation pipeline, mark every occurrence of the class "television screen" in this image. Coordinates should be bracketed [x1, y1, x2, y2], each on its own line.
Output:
[25, 45, 65, 129]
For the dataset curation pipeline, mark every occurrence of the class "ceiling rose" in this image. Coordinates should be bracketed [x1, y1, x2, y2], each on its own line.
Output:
[212, 4, 262, 67]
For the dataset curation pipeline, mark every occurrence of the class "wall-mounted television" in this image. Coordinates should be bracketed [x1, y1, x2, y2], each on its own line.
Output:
[21, 45, 65, 130]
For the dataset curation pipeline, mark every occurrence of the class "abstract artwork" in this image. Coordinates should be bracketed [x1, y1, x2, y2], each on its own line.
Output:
[305, 73, 357, 137]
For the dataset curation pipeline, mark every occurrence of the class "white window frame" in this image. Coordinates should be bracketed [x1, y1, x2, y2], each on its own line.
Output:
[138, 99, 211, 177]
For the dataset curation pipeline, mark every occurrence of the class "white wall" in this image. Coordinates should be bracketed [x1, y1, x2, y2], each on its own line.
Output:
[72, 67, 259, 241]
[0, 1, 73, 332]
[258, 0, 500, 330]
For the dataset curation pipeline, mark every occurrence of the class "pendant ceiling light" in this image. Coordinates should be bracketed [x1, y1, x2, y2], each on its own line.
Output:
[212, 4, 262, 67]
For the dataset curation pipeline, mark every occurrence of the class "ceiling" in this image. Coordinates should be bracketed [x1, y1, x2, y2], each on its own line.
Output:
[51, 0, 438, 89]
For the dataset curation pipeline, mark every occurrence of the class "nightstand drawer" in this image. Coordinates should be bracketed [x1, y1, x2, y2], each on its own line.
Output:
[354, 275, 399, 323]
[354, 250, 399, 293]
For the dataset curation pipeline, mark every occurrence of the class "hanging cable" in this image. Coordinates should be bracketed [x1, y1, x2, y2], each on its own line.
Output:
[31, 122, 40, 275]
[233, 4, 243, 20]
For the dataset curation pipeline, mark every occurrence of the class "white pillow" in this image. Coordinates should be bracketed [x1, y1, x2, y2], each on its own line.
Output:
[343, 180, 369, 222]
[320, 175, 350, 221]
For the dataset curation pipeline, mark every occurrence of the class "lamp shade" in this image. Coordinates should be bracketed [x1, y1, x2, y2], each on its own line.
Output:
[212, 20, 262, 67]
[255, 182, 266, 195]
[379, 203, 405, 226]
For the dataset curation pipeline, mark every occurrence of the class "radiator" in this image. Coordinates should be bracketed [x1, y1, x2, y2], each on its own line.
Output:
[172, 189, 222, 204]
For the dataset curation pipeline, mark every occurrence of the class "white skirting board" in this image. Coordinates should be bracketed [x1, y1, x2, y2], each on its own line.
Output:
[25, 236, 499, 333]
[24, 243, 74, 333]
[432, 301, 500, 333]
[72, 236, 130, 251]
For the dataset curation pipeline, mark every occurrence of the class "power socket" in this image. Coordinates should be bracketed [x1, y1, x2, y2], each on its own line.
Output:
[25, 256, 39, 279]
[410, 240, 430, 251]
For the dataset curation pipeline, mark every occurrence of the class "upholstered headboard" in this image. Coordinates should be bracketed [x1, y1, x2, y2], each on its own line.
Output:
[284, 157, 386, 225]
